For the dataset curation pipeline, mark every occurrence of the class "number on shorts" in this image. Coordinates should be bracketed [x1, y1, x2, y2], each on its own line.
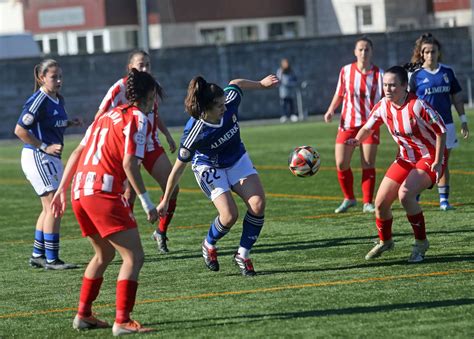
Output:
[83, 127, 109, 166]
[202, 167, 220, 184]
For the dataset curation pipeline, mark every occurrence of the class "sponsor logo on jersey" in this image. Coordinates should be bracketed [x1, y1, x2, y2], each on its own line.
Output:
[179, 147, 191, 160]
[22, 113, 35, 126]
[54, 120, 69, 127]
[424, 86, 450, 95]
[133, 132, 146, 145]
[210, 124, 239, 149]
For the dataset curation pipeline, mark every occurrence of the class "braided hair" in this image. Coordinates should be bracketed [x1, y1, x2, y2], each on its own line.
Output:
[126, 49, 164, 99]
[184, 76, 224, 119]
[124, 68, 158, 109]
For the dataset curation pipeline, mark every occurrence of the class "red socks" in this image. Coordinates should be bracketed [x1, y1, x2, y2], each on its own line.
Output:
[375, 218, 393, 241]
[337, 169, 354, 200]
[116, 280, 138, 324]
[407, 212, 426, 240]
[158, 199, 176, 234]
[78, 276, 103, 317]
[361, 168, 376, 204]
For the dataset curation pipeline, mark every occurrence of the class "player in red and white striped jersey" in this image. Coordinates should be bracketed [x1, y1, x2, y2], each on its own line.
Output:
[51, 69, 158, 335]
[95, 50, 179, 254]
[324, 36, 384, 214]
[347, 66, 446, 263]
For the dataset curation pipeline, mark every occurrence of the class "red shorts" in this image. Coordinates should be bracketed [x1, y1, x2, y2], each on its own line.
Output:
[336, 126, 380, 145]
[385, 157, 446, 186]
[142, 145, 165, 173]
[72, 193, 137, 238]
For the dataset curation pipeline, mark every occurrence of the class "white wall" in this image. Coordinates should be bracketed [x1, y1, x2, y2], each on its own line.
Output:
[0, 0, 24, 34]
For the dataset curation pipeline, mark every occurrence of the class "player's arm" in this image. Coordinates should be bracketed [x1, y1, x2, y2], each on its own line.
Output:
[451, 92, 469, 139]
[14, 124, 63, 156]
[432, 132, 447, 183]
[345, 126, 373, 147]
[324, 92, 343, 123]
[157, 159, 187, 217]
[229, 74, 279, 90]
[123, 153, 158, 223]
[51, 144, 85, 217]
[155, 113, 176, 153]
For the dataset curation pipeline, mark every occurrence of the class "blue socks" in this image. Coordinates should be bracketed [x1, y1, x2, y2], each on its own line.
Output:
[32, 229, 45, 257]
[438, 185, 450, 206]
[239, 212, 264, 251]
[206, 217, 229, 246]
[44, 233, 60, 262]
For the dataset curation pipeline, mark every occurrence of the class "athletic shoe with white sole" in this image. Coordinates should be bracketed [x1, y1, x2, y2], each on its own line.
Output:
[112, 320, 153, 336]
[440, 202, 455, 211]
[44, 258, 78, 270]
[365, 239, 395, 260]
[362, 203, 376, 213]
[202, 240, 219, 271]
[152, 230, 169, 254]
[335, 199, 357, 213]
[73, 314, 110, 330]
[408, 239, 430, 263]
[29, 255, 46, 268]
[233, 253, 256, 276]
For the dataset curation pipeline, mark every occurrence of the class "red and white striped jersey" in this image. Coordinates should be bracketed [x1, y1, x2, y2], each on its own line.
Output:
[365, 93, 446, 163]
[336, 63, 383, 129]
[72, 104, 150, 199]
[99, 77, 161, 152]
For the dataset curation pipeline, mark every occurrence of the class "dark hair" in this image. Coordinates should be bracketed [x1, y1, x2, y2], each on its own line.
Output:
[125, 68, 158, 107]
[126, 49, 164, 99]
[33, 59, 60, 92]
[385, 66, 408, 85]
[184, 76, 225, 119]
[355, 35, 373, 49]
[410, 32, 442, 64]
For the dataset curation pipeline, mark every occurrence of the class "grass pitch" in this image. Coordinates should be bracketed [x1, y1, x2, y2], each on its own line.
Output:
[0, 113, 473, 338]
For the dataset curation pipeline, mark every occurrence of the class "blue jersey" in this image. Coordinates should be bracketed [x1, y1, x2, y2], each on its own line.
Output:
[17, 89, 69, 151]
[409, 64, 462, 124]
[178, 85, 246, 168]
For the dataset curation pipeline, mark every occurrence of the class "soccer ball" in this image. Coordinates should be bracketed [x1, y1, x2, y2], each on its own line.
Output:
[288, 145, 321, 177]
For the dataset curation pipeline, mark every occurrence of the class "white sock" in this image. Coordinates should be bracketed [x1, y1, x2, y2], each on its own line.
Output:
[238, 247, 250, 259]
[204, 239, 216, 249]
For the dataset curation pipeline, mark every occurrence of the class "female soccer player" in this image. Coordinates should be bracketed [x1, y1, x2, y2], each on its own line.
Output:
[408, 33, 469, 211]
[96, 49, 179, 253]
[51, 69, 158, 335]
[157, 74, 279, 276]
[347, 66, 446, 263]
[14, 59, 80, 270]
[324, 36, 384, 214]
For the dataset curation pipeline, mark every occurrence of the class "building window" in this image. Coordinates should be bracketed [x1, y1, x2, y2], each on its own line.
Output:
[356, 5, 373, 27]
[49, 38, 58, 54]
[125, 30, 138, 49]
[200, 28, 226, 44]
[36, 39, 44, 53]
[268, 22, 298, 40]
[93, 35, 103, 53]
[77, 36, 87, 54]
[234, 25, 258, 42]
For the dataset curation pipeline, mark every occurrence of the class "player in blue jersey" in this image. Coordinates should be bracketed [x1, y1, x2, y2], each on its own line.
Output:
[14, 59, 80, 270]
[408, 33, 469, 211]
[157, 74, 279, 276]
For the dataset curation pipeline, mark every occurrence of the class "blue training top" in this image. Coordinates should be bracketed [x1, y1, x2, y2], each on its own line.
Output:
[409, 64, 462, 124]
[177, 84, 246, 168]
[17, 89, 68, 151]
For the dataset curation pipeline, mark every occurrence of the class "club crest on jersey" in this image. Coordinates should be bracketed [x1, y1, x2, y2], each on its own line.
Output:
[133, 132, 146, 145]
[443, 73, 449, 84]
[179, 147, 191, 160]
[22, 113, 35, 126]
[232, 114, 237, 123]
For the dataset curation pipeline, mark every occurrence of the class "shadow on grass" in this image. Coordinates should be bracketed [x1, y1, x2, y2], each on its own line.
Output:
[152, 298, 474, 328]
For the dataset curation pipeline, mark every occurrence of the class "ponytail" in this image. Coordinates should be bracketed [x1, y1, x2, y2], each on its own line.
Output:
[125, 68, 158, 109]
[33, 59, 60, 92]
[184, 76, 224, 119]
